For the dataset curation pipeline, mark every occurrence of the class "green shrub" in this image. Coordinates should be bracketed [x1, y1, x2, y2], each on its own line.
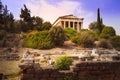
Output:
[100, 26, 116, 39]
[23, 31, 54, 49]
[64, 76, 73, 80]
[0, 30, 6, 40]
[20, 32, 26, 39]
[110, 35, 120, 49]
[54, 56, 73, 70]
[72, 30, 96, 48]
[64, 28, 77, 40]
[49, 26, 66, 46]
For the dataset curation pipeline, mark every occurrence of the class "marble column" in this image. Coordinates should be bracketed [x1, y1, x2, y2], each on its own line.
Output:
[81, 22, 83, 29]
[77, 22, 80, 31]
[72, 22, 74, 29]
[64, 21, 66, 28]
[68, 21, 70, 28]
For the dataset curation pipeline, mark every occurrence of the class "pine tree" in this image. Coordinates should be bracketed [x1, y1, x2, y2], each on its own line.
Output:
[20, 4, 31, 22]
[9, 12, 14, 32]
[20, 4, 33, 31]
[3, 5, 9, 30]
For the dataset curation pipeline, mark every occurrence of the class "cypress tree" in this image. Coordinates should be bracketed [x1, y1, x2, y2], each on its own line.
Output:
[97, 8, 101, 23]
[97, 8, 103, 34]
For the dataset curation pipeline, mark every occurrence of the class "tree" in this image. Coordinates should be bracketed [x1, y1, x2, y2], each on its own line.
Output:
[110, 35, 120, 49]
[3, 5, 9, 30]
[20, 4, 31, 22]
[8, 12, 14, 32]
[89, 22, 98, 30]
[20, 4, 32, 31]
[0, 0, 3, 25]
[32, 16, 43, 30]
[49, 26, 66, 46]
[42, 21, 52, 30]
[96, 8, 104, 34]
[100, 26, 116, 39]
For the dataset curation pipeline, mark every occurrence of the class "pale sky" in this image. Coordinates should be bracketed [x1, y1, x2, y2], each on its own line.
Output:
[2, 0, 120, 34]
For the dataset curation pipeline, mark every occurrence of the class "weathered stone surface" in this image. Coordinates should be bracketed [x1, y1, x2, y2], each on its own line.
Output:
[19, 61, 120, 80]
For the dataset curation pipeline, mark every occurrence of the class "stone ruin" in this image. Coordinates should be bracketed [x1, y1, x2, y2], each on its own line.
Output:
[19, 48, 120, 68]
[19, 61, 120, 80]
[0, 47, 20, 60]
[18, 48, 120, 80]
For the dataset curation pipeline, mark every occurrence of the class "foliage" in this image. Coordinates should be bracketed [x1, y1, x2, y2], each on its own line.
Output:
[49, 26, 66, 46]
[100, 26, 116, 39]
[24, 31, 54, 49]
[54, 56, 73, 70]
[32, 16, 43, 30]
[19, 32, 26, 39]
[110, 35, 120, 49]
[64, 76, 73, 80]
[96, 39, 112, 49]
[8, 12, 14, 32]
[96, 8, 104, 33]
[20, 4, 33, 31]
[64, 28, 77, 40]
[89, 8, 104, 34]
[0, 1, 15, 32]
[89, 22, 98, 30]
[20, 4, 31, 22]
[0, 30, 6, 47]
[42, 21, 52, 30]
[72, 30, 96, 48]
[0, 30, 6, 40]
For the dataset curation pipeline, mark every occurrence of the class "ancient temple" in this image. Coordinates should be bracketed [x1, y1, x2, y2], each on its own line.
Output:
[52, 14, 84, 31]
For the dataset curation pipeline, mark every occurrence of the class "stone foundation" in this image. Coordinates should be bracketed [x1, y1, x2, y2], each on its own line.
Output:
[20, 61, 120, 80]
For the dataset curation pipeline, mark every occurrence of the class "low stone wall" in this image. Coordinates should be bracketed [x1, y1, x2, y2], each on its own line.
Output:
[20, 61, 120, 80]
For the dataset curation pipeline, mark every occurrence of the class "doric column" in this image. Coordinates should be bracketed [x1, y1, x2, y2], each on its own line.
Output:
[77, 22, 80, 31]
[72, 22, 74, 29]
[69, 21, 70, 28]
[81, 22, 83, 29]
[73, 22, 75, 30]
[64, 21, 66, 28]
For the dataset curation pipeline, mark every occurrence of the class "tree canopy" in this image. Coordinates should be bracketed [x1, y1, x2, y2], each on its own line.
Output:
[100, 26, 116, 39]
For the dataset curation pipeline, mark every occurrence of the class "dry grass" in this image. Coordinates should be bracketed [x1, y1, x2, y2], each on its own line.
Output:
[0, 61, 20, 75]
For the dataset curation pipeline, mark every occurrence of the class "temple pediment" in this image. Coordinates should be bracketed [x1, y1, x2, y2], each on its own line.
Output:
[59, 14, 77, 19]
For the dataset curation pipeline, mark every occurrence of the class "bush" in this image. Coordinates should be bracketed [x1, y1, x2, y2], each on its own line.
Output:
[97, 39, 112, 49]
[0, 30, 6, 40]
[110, 35, 120, 49]
[23, 31, 54, 49]
[49, 26, 66, 46]
[54, 56, 73, 70]
[64, 28, 77, 40]
[64, 76, 73, 80]
[19, 32, 26, 39]
[42, 21, 52, 30]
[100, 26, 116, 39]
[72, 30, 96, 48]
